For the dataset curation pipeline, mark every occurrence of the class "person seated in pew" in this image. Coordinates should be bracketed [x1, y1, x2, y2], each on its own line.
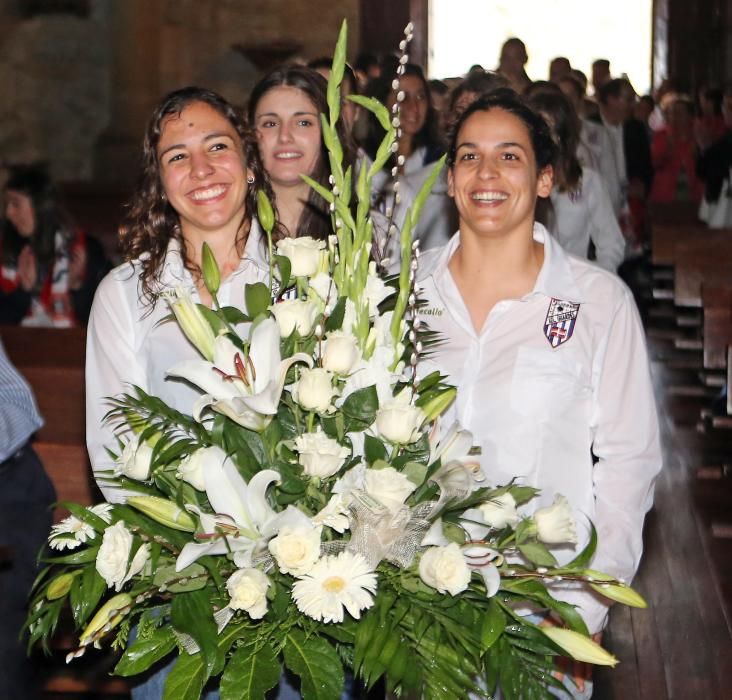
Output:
[0, 336, 55, 699]
[697, 83, 732, 228]
[1, 164, 110, 327]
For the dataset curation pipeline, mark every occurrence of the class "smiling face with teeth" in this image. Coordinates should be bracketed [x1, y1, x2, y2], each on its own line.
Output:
[253, 86, 322, 190]
[448, 107, 553, 242]
[157, 100, 250, 245]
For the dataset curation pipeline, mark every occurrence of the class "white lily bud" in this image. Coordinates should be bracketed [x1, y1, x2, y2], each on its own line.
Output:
[166, 287, 216, 361]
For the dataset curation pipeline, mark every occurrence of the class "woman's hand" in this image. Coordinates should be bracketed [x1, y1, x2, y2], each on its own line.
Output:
[68, 245, 87, 290]
[17, 246, 37, 291]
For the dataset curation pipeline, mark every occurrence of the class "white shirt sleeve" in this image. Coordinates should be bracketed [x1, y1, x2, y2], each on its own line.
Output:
[586, 170, 626, 273]
[85, 273, 147, 503]
[596, 126, 625, 215]
[578, 287, 661, 632]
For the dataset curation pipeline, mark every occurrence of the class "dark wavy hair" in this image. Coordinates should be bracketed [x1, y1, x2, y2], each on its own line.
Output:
[361, 63, 444, 167]
[248, 65, 355, 240]
[526, 90, 582, 192]
[120, 86, 270, 305]
[446, 88, 557, 173]
[2, 163, 74, 267]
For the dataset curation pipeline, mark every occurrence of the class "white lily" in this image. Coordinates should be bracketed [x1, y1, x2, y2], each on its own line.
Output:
[176, 446, 310, 571]
[167, 317, 311, 431]
[428, 422, 475, 465]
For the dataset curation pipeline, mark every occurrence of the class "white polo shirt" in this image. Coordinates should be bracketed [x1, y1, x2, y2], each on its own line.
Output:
[417, 224, 661, 632]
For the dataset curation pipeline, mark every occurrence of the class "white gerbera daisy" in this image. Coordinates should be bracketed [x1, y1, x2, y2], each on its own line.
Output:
[292, 551, 377, 623]
[48, 504, 114, 550]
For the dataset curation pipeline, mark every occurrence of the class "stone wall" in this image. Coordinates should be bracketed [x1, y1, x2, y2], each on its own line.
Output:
[0, 0, 359, 184]
[0, 1, 111, 180]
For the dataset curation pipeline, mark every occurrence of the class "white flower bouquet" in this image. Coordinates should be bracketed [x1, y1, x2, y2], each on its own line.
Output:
[26, 22, 646, 700]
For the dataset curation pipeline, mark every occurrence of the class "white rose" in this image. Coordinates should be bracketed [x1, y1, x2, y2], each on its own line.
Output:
[294, 428, 350, 479]
[293, 368, 336, 413]
[276, 236, 326, 277]
[419, 543, 471, 595]
[533, 495, 578, 545]
[308, 272, 337, 313]
[364, 466, 416, 513]
[479, 492, 520, 529]
[96, 521, 150, 591]
[364, 261, 395, 316]
[115, 436, 153, 481]
[269, 299, 318, 338]
[175, 446, 222, 491]
[268, 524, 323, 575]
[375, 391, 425, 444]
[226, 568, 271, 619]
[322, 331, 361, 375]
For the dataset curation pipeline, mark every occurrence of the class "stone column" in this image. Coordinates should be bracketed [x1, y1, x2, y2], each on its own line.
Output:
[93, 0, 163, 185]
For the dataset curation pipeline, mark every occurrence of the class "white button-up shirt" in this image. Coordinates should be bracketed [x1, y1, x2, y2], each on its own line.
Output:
[86, 222, 270, 503]
[549, 167, 625, 273]
[417, 224, 661, 632]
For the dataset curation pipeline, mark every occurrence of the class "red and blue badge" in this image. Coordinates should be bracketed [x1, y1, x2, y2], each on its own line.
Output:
[543, 298, 580, 348]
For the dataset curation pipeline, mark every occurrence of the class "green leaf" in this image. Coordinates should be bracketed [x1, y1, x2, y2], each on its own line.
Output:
[517, 541, 558, 568]
[324, 296, 346, 332]
[153, 562, 207, 593]
[220, 641, 280, 700]
[284, 630, 344, 700]
[341, 385, 379, 428]
[219, 306, 251, 326]
[69, 565, 106, 627]
[274, 255, 292, 291]
[364, 434, 388, 465]
[163, 651, 207, 700]
[245, 282, 271, 320]
[566, 523, 597, 568]
[115, 627, 177, 676]
[480, 598, 506, 651]
[171, 589, 221, 677]
[402, 460, 428, 487]
[348, 94, 392, 132]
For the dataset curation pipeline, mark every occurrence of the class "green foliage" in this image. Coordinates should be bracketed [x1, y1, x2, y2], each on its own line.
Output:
[220, 642, 280, 700]
[283, 630, 344, 700]
[115, 627, 177, 676]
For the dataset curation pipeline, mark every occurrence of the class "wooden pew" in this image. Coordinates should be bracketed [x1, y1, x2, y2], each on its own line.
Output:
[1, 327, 97, 516]
[702, 284, 732, 372]
[673, 236, 732, 308]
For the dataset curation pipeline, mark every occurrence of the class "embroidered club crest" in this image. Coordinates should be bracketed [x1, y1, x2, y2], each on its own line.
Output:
[543, 298, 580, 348]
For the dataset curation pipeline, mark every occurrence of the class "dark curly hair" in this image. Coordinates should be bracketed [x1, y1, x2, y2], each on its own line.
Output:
[446, 88, 557, 173]
[248, 65, 355, 240]
[120, 86, 271, 305]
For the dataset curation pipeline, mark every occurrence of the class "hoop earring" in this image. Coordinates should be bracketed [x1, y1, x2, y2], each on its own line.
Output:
[247, 175, 255, 184]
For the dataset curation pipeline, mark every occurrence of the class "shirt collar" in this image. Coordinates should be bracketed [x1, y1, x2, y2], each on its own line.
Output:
[158, 217, 269, 289]
[425, 222, 583, 303]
